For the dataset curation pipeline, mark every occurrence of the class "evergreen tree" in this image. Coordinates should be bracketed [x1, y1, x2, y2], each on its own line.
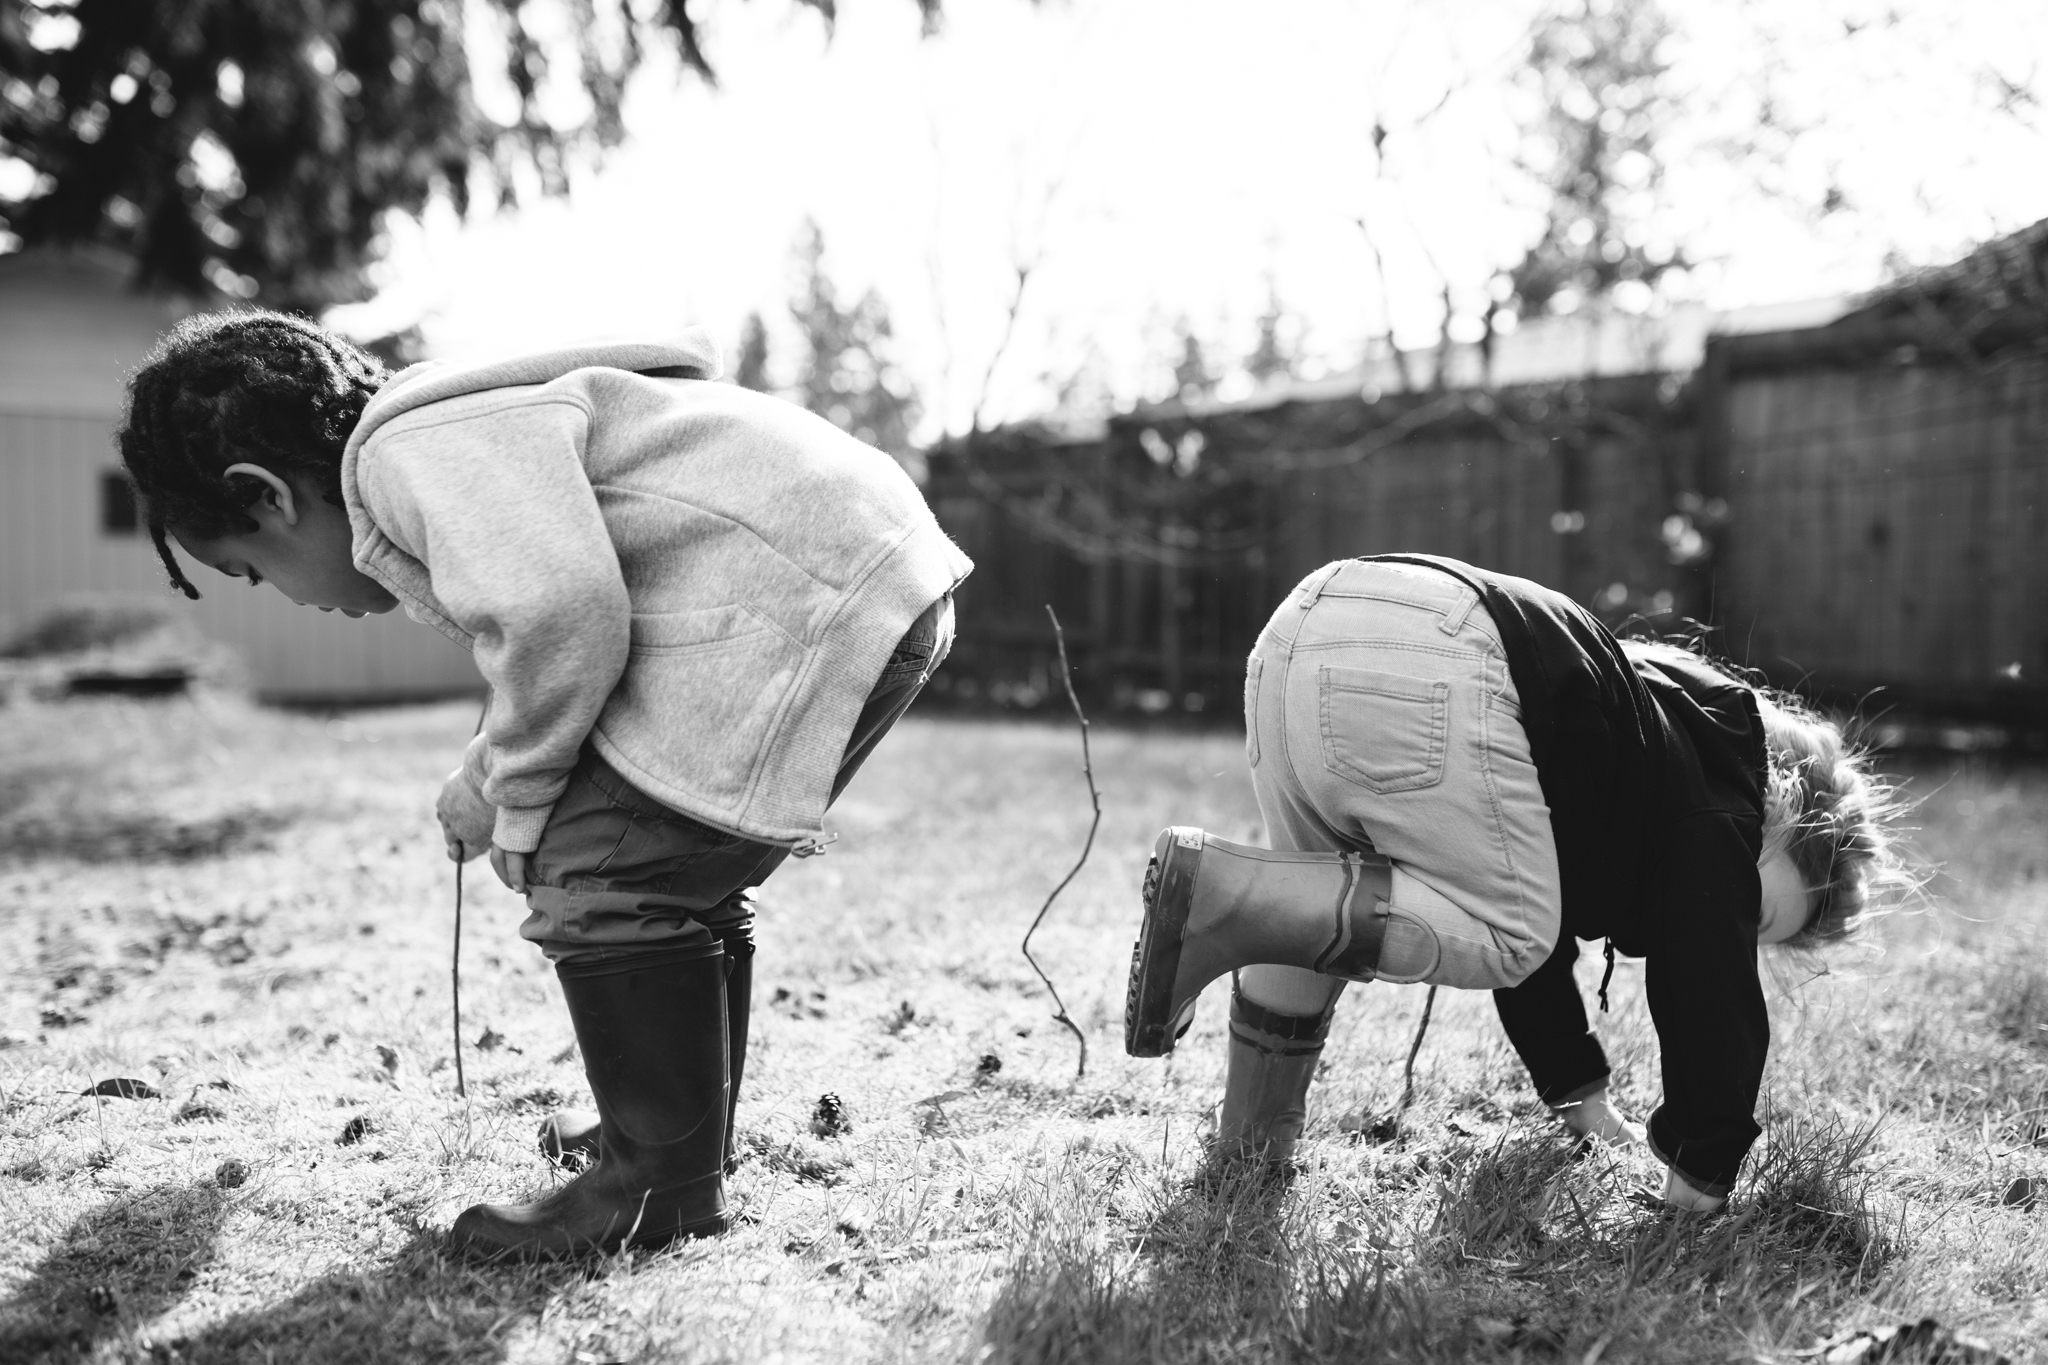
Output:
[0, 0, 956, 309]
[787, 219, 920, 466]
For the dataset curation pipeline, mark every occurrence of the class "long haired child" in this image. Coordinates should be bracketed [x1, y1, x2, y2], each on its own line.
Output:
[1124, 555, 1898, 1210]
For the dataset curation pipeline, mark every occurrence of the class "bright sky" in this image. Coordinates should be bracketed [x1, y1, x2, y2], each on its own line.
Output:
[330, 0, 2048, 439]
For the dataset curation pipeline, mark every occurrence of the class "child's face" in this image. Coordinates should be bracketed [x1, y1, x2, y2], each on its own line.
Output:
[1756, 850, 1814, 945]
[172, 465, 399, 616]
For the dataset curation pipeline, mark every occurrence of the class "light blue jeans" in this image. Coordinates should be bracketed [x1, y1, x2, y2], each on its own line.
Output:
[1239, 559, 1562, 1013]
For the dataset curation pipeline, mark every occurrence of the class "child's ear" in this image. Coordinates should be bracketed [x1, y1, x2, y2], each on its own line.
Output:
[221, 463, 301, 526]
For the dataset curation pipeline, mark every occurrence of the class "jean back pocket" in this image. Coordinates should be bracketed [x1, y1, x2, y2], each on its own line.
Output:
[1318, 665, 1449, 793]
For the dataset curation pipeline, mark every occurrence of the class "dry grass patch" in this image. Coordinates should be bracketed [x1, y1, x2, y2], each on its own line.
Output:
[1, 699, 2044, 1362]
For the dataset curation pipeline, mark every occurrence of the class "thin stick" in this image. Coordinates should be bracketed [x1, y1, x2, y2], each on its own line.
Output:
[1396, 985, 1438, 1118]
[452, 858, 467, 1099]
[1022, 605, 1099, 1080]
[451, 694, 488, 1101]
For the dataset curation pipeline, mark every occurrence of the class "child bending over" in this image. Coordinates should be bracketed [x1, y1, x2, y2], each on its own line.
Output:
[119, 312, 971, 1258]
[1124, 555, 1897, 1211]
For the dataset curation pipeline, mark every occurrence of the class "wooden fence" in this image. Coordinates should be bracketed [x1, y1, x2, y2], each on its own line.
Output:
[925, 374, 1701, 715]
[927, 333, 2048, 727]
[1702, 327, 2048, 723]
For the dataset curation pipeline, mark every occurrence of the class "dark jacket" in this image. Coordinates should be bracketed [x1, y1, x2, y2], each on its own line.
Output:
[1367, 555, 1769, 1196]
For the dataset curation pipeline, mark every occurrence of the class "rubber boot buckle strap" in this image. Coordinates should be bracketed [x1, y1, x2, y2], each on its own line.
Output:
[1311, 853, 1386, 980]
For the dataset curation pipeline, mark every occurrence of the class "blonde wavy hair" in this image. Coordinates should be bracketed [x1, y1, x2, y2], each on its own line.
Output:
[1626, 639, 1905, 946]
[1752, 689, 1904, 947]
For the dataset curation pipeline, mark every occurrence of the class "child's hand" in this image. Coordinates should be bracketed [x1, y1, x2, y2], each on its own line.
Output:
[1659, 1166, 1726, 1214]
[489, 846, 530, 895]
[1552, 1088, 1645, 1148]
[436, 768, 494, 863]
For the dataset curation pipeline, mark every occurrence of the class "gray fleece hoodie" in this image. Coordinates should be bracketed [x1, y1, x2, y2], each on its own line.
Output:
[340, 330, 972, 852]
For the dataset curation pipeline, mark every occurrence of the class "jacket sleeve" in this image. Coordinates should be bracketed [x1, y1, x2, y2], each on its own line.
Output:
[1642, 812, 1769, 1197]
[1493, 935, 1612, 1106]
[358, 398, 631, 851]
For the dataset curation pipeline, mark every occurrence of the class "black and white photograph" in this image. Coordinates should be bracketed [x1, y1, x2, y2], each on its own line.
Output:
[1, 1, 2045, 1360]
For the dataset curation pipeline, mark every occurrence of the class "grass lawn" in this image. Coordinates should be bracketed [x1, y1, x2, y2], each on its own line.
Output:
[1, 693, 2045, 1363]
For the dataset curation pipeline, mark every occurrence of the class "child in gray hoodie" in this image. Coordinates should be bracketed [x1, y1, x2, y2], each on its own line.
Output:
[119, 310, 971, 1260]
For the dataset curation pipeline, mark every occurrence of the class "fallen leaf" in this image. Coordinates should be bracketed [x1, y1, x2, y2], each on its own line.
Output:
[84, 1078, 160, 1100]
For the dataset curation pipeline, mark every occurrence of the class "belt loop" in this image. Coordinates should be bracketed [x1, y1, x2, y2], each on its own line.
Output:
[1439, 587, 1476, 636]
[1300, 561, 1338, 610]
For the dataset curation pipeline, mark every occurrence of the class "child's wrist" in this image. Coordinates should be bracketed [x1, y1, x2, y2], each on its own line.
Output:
[491, 804, 550, 854]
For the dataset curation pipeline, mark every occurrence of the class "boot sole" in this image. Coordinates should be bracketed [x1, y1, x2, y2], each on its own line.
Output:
[1125, 827, 1205, 1057]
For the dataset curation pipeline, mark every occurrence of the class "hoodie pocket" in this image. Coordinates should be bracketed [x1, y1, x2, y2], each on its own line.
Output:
[627, 604, 790, 654]
[606, 606, 806, 811]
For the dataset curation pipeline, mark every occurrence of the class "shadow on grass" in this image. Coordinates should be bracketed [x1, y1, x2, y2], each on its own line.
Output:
[167, 1232, 572, 1365]
[0, 1183, 586, 1365]
[978, 1158, 1453, 1365]
[0, 1181, 232, 1363]
[979, 1115, 1903, 1365]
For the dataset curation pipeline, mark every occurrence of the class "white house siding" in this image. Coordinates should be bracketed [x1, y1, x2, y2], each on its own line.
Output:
[0, 248, 479, 700]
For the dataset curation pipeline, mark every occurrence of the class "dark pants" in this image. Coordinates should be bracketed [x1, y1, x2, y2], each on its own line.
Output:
[519, 596, 954, 965]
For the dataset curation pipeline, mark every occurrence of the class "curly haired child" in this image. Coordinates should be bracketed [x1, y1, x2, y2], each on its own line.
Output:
[1123, 555, 1899, 1211]
[119, 310, 971, 1258]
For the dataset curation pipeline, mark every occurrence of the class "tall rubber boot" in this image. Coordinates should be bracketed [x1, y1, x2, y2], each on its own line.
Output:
[1126, 826, 1394, 1057]
[451, 943, 731, 1260]
[540, 903, 756, 1173]
[1214, 979, 1335, 1164]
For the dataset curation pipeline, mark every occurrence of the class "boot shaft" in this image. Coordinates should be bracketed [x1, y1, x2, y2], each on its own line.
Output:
[1180, 831, 1393, 980]
[1216, 983, 1334, 1161]
[557, 943, 729, 1153]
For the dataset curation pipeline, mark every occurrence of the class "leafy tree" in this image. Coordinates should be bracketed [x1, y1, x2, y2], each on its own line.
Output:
[787, 218, 920, 466]
[0, 0, 948, 310]
[1504, 0, 1686, 318]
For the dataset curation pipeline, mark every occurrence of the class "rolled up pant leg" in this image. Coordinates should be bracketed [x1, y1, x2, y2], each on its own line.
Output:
[1245, 560, 1561, 993]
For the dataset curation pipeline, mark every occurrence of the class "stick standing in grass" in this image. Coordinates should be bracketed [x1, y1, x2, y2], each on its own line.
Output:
[117, 312, 971, 1259]
[1125, 555, 1896, 1212]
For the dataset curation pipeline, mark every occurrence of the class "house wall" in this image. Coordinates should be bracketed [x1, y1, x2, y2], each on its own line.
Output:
[0, 249, 479, 700]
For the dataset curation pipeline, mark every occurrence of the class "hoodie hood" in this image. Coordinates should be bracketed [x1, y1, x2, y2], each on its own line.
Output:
[349, 329, 724, 454]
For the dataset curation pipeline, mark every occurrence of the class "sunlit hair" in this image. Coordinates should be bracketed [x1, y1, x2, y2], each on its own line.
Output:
[1625, 638, 1905, 946]
[1752, 689, 1905, 947]
[117, 310, 388, 599]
